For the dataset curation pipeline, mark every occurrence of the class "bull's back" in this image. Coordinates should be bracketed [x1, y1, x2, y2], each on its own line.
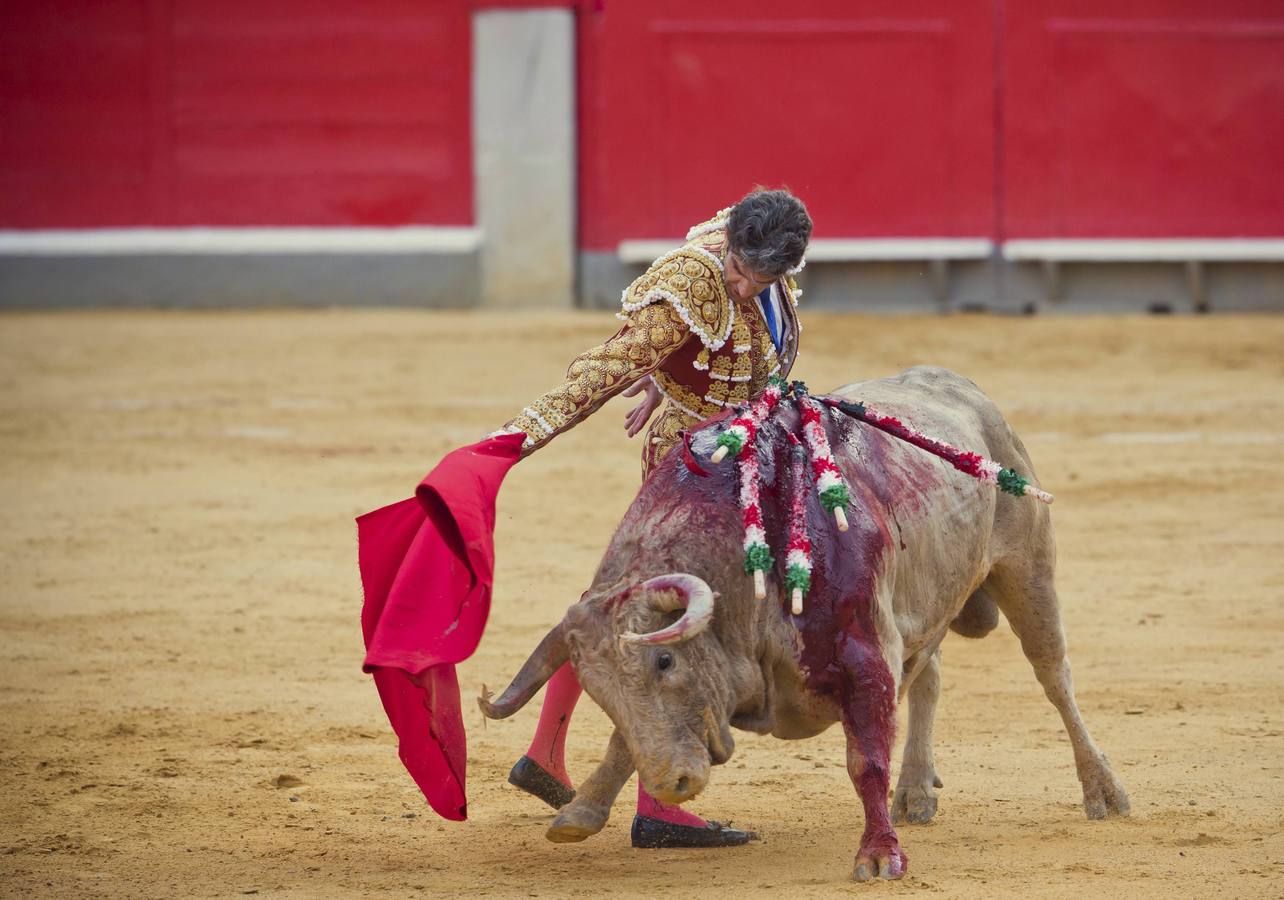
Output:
[834, 366, 1013, 458]
[834, 365, 1040, 502]
[827, 366, 1051, 645]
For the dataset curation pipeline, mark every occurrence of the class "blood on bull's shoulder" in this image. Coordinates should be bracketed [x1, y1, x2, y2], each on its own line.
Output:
[481, 366, 1130, 882]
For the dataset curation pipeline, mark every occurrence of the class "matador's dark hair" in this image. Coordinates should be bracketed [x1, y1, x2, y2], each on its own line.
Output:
[726, 188, 812, 279]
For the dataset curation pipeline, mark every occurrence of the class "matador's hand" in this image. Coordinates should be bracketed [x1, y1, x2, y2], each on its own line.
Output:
[622, 377, 662, 438]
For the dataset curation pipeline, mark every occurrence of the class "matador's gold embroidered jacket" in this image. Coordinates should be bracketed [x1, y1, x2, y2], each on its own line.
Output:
[504, 208, 802, 475]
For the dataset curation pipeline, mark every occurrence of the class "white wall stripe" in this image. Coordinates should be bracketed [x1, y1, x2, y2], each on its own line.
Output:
[619, 237, 994, 264]
[10, 231, 1280, 264]
[621, 237, 1284, 265]
[0, 227, 483, 256]
[1002, 239, 1284, 262]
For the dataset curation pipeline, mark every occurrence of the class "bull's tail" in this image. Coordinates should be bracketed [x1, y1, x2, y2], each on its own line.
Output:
[949, 584, 1001, 639]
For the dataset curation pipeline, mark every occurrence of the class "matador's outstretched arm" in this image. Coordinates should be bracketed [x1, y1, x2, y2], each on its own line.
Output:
[501, 302, 691, 454]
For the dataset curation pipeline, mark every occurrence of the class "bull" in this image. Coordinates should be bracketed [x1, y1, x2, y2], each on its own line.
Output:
[479, 366, 1130, 881]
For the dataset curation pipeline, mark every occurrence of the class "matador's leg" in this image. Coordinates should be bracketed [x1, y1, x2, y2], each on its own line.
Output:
[509, 661, 581, 808]
[511, 402, 690, 808]
[632, 404, 753, 846]
[516, 401, 750, 846]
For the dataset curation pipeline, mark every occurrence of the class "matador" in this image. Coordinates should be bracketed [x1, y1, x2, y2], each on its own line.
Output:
[497, 189, 813, 848]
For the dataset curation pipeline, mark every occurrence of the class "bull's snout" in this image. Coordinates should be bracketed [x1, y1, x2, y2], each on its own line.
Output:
[641, 763, 709, 805]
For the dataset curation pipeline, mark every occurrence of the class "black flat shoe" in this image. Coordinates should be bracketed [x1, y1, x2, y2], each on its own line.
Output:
[630, 814, 757, 849]
[508, 755, 576, 810]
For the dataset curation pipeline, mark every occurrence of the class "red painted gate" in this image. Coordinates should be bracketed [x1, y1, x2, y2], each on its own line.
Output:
[575, 0, 998, 248]
[0, 1, 473, 228]
[3, 1, 1282, 240]
[1001, 0, 1284, 239]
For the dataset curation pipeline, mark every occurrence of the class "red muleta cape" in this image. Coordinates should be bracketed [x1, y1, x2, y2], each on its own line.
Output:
[357, 434, 524, 820]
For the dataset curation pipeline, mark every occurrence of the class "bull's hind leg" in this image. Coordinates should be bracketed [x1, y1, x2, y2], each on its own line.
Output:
[892, 646, 944, 825]
[546, 728, 634, 842]
[986, 566, 1130, 819]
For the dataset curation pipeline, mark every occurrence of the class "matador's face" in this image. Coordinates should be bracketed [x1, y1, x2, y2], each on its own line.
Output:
[723, 251, 776, 303]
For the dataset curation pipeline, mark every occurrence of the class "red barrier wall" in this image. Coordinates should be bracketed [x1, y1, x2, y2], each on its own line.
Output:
[3, 2, 1281, 240]
[1002, 0, 1284, 238]
[576, 1, 998, 249]
[0, 1, 473, 228]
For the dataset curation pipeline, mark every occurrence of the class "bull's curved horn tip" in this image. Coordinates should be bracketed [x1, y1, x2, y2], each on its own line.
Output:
[622, 573, 716, 645]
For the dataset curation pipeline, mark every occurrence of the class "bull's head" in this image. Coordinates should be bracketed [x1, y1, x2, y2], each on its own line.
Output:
[479, 572, 743, 805]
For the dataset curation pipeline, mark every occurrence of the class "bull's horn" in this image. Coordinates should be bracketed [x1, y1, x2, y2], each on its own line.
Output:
[620, 574, 716, 646]
[477, 622, 569, 719]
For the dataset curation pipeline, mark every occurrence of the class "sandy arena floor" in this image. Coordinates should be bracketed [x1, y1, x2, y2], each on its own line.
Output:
[1, 310, 1282, 898]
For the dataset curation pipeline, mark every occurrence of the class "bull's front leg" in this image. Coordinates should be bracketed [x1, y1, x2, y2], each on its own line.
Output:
[838, 634, 905, 882]
[546, 728, 634, 843]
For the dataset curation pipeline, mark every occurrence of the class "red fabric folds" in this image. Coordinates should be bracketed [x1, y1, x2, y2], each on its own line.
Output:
[357, 434, 524, 821]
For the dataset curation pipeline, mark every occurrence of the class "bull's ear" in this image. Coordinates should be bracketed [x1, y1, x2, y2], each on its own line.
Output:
[477, 622, 569, 719]
[564, 596, 596, 627]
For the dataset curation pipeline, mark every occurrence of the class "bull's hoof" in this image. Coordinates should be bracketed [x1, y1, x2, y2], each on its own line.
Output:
[852, 847, 906, 882]
[508, 755, 575, 811]
[891, 771, 941, 825]
[1081, 768, 1130, 820]
[630, 815, 756, 849]
[546, 802, 609, 843]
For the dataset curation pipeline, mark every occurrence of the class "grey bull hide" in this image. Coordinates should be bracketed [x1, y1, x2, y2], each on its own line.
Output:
[480, 366, 1129, 882]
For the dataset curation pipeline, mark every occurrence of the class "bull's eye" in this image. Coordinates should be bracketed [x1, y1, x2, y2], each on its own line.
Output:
[656, 651, 674, 672]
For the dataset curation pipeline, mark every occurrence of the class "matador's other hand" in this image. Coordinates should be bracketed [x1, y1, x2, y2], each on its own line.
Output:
[622, 378, 662, 438]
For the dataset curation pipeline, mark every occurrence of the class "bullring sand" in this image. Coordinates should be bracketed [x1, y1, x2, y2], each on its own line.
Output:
[1, 310, 1281, 897]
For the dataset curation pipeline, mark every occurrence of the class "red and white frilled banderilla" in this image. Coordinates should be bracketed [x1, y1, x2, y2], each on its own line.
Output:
[710, 379, 1054, 613]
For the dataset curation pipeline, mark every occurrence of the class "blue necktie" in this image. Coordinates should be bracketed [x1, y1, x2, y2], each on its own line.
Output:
[758, 286, 781, 353]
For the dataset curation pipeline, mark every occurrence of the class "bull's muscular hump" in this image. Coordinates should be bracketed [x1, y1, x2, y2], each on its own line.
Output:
[483, 366, 1130, 882]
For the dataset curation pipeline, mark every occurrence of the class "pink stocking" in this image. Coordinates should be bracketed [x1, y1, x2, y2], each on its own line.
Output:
[524, 662, 581, 788]
[637, 784, 709, 827]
